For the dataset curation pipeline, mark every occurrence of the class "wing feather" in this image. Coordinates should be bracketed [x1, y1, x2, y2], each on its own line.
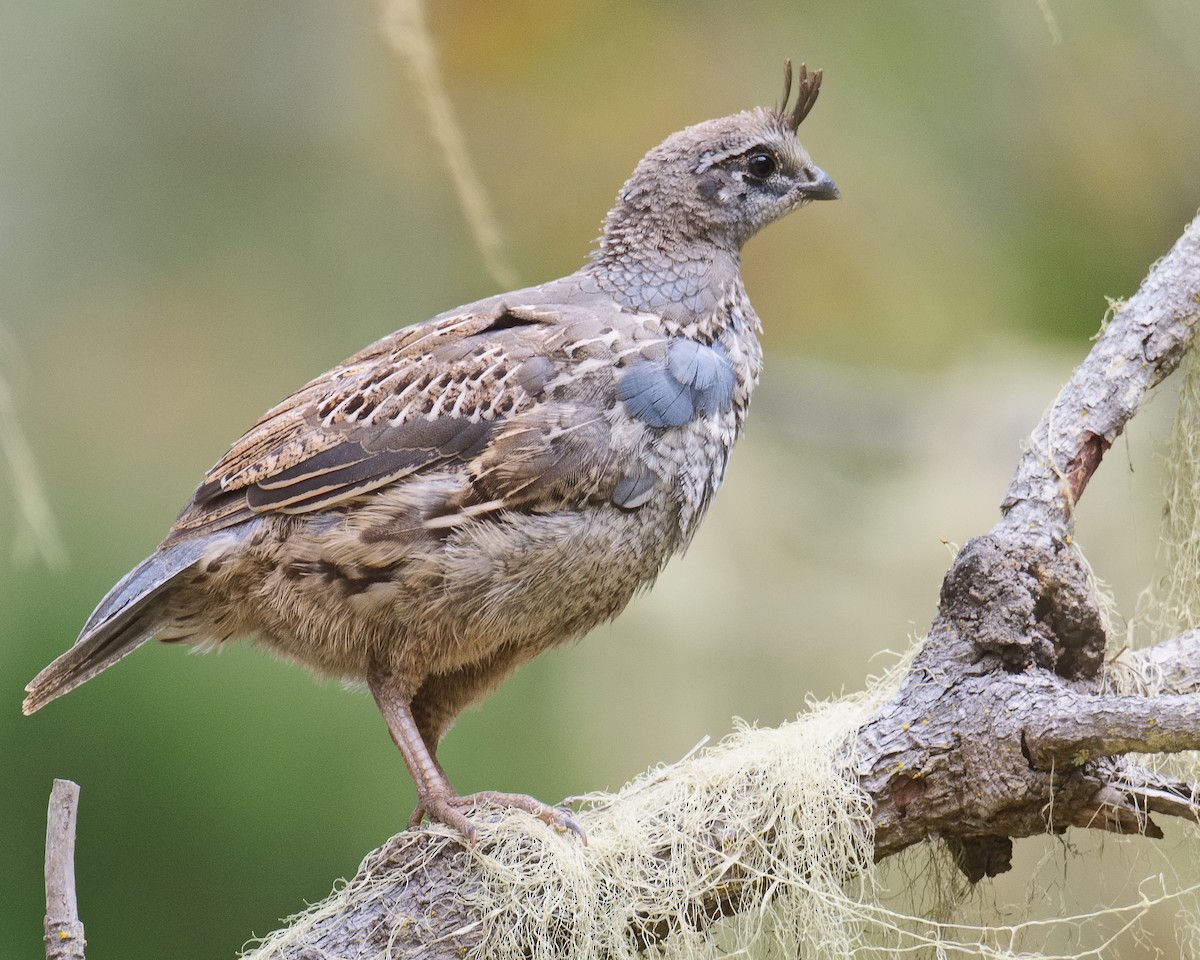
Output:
[165, 296, 645, 542]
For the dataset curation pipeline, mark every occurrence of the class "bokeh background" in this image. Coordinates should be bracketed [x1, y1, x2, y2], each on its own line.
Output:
[2, 1, 1199, 956]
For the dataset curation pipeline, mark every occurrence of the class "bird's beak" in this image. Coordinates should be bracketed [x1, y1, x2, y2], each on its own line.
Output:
[796, 166, 840, 201]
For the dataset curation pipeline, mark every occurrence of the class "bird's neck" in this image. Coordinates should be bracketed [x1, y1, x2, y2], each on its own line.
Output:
[585, 220, 745, 337]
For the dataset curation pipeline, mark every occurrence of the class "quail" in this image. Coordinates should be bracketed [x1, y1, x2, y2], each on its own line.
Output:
[25, 62, 838, 839]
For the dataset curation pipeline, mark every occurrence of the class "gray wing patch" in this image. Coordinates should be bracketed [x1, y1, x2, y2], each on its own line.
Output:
[617, 339, 735, 429]
[612, 459, 657, 510]
[666, 339, 736, 413]
[617, 359, 692, 428]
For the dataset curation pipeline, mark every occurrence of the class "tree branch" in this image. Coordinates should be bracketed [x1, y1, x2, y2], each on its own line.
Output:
[1120, 629, 1200, 694]
[236, 214, 1200, 959]
[1001, 215, 1200, 531]
[1030, 692, 1200, 765]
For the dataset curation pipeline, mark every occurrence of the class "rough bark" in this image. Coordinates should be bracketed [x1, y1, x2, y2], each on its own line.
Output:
[227, 213, 1200, 957]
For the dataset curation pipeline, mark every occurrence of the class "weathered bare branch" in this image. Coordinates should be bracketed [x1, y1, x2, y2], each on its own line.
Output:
[1001, 214, 1200, 534]
[240, 217, 1200, 959]
[1121, 629, 1200, 694]
[1030, 692, 1200, 765]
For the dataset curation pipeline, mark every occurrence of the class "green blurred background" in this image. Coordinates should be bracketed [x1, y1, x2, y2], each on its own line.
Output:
[2, 1, 1199, 956]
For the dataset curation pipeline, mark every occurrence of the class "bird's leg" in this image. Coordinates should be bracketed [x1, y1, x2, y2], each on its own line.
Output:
[368, 667, 586, 841]
[367, 668, 477, 837]
[403, 704, 452, 830]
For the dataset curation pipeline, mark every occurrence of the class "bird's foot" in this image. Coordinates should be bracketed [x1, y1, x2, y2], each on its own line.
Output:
[410, 790, 587, 843]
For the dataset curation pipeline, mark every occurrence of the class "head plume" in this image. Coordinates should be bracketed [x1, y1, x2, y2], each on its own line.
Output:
[777, 59, 823, 132]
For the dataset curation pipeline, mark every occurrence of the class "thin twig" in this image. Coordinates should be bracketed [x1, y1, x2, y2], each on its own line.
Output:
[44, 779, 85, 960]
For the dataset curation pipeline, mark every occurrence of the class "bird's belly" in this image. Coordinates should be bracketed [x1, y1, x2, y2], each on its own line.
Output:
[175, 403, 741, 685]
[205, 502, 679, 682]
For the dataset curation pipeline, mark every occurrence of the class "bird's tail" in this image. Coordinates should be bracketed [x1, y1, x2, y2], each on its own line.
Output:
[22, 537, 214, 715]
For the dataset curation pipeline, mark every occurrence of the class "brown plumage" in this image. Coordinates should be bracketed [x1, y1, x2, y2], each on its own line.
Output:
[24, 62, 837, 839]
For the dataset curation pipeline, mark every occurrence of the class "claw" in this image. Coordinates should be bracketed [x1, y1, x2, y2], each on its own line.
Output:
[417, 794, 479, 842]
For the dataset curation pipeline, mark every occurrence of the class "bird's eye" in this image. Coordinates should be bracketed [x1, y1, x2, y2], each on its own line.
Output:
[746, 151, 777, 180]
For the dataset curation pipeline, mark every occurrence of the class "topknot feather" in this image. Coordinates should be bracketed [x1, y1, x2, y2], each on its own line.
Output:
[778, 59, 823, 132]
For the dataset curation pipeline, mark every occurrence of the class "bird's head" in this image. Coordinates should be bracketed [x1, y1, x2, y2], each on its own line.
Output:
[603, 61, 838, 254]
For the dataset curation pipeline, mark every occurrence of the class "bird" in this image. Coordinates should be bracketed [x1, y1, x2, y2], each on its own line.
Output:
[24, 61, 838, 840]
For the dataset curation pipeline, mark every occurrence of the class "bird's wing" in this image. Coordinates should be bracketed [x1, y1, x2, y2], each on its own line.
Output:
[165, 296, 653, 543]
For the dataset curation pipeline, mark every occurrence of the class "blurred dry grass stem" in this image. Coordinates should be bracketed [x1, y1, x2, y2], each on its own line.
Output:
[379, 0, 520, 290]
[1035, 0, 1062, 45]
[0, 324, 65, 568]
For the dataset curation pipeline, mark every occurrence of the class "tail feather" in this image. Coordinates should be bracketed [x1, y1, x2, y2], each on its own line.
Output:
[23, 536, 215, 715]
[22, 611, 165, 714]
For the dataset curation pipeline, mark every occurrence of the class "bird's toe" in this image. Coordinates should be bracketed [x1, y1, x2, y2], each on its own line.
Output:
[411, 789, 586, 843]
